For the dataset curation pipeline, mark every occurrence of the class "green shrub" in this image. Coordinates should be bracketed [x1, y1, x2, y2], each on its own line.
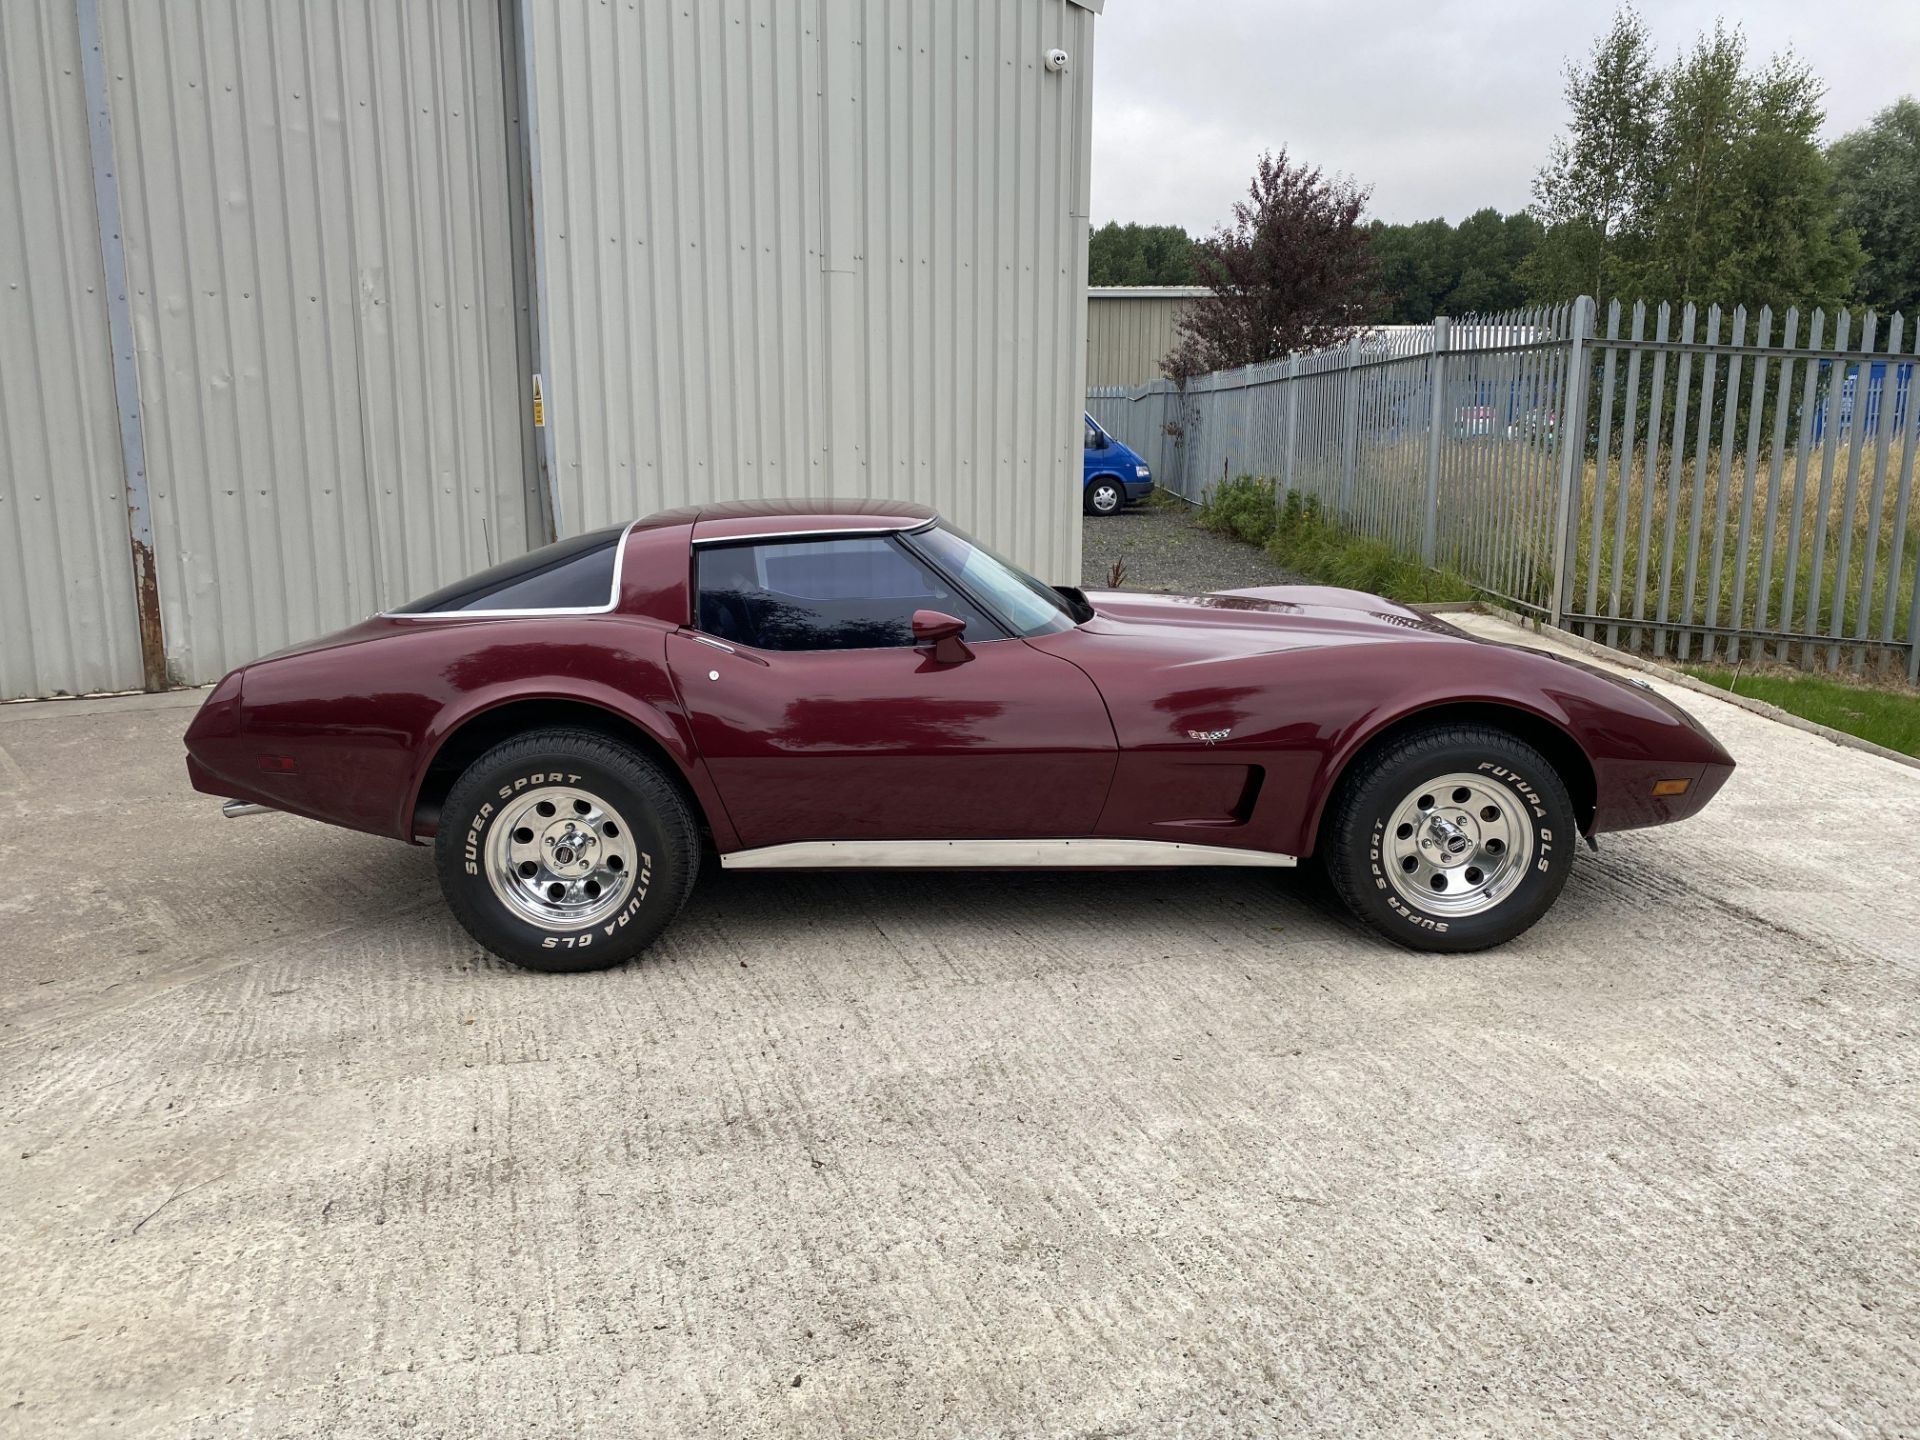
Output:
[1197, 480, 1479, 605]
[1265, 491, 1479, 604]
[1195, 474, 1279, 546]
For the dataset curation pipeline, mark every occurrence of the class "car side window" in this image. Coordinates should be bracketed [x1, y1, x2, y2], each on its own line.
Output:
[1084, 419, 1103, 450]
[390, 526, 624, 614]
[696, 536, 996, 652]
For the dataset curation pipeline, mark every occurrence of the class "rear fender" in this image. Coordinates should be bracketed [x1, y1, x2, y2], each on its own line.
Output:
[404, 681, 738, 851]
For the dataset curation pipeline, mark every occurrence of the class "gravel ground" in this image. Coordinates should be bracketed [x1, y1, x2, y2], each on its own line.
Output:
[1079, 497, 1305, 591]
[4, 622, 1919, 1436]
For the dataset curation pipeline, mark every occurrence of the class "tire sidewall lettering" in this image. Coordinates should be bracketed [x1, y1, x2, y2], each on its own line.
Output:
[1366, 815, 1450, 931]
[497, 771, 583, 801]
[1476, 761, 1554, 874]
[463, 800, 493, 876]
[600, 851, 655, 936]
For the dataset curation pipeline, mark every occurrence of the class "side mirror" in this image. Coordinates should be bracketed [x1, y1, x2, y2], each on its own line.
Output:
[912, 609, 974, 665]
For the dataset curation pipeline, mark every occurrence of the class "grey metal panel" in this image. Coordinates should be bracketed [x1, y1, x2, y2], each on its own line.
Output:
[0, 0, 146, 699]
[101, 0, 530, 684]
[1084, 288, 1204, 387]
[527, 0, 1096, 584]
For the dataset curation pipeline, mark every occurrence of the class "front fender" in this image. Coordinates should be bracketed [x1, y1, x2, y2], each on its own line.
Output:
[1288, 639, 1732, 853]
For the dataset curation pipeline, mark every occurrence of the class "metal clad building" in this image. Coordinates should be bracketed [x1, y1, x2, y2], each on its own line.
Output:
[0, 2, 146, 698]
[526, 0, 1097, 583]
[1085, 285, 1204, 387]
[101, 0, 536, 685]
[0, 0, 1102, 700]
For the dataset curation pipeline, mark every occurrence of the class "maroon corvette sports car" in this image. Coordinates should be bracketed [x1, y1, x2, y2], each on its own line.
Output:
[185, 498, 1733, 971]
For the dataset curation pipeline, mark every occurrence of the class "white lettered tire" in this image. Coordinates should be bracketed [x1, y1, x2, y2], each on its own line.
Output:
[1322, 723, 1576, 952]
[434, 728, 698, 973]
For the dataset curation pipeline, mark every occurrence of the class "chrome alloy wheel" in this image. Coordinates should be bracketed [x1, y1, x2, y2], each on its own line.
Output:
[1382, 772, 1534, 918]
[483, 785, 638, 931]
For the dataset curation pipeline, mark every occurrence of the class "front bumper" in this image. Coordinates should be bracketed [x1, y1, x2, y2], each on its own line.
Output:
[1589, 756, 1734, 832]
[1124, 476, 1155, 501]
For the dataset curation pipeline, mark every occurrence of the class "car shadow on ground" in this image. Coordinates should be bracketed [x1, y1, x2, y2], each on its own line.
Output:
[670, 860, 1368, 963]
[213, 821, 1712, 987]
[271, 832, 1374, 978]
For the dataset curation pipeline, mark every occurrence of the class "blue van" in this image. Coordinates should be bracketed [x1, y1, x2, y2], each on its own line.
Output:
[1083, 413, 1153, 515]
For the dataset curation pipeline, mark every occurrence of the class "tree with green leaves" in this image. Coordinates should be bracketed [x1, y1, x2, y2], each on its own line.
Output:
[1520, 6, 1661, 304]
[1624, 30, 1861, 311]
[1087, 222, 1198, 286]
[1830, 97, 1920, 316]
[1522, 9, 1861, 313]
[1166, 149, 1380, 380]
[1369, 209, 1544, 321]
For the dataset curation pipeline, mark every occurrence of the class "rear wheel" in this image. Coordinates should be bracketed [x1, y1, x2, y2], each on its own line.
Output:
[1322, 723, 1575, 952]
[1084, 478, 1123, 516]
[434, 728, 698, 972]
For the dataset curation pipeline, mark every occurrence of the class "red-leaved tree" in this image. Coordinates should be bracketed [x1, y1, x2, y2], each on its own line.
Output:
[1166, 149, 1382, 381]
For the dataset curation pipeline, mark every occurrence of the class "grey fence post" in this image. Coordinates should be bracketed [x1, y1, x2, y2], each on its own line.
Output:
[1339, 335, 1362, 517]
[1282, 354, 1300, 499]
[1422, 317, 1451, 567]
[1548, 296, 1594, 630]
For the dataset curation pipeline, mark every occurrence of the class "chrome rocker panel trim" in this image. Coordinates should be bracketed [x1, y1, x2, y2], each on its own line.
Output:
[719, 838, 1298, 870]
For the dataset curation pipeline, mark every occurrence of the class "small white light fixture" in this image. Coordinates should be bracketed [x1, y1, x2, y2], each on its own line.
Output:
[1044, 48, 1070, 72]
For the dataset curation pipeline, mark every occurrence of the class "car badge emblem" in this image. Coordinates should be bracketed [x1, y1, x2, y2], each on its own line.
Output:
[1186, 728, 1231, 745]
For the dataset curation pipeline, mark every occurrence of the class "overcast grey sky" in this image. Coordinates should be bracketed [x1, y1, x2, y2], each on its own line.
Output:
[1089, 0, 1920, 231]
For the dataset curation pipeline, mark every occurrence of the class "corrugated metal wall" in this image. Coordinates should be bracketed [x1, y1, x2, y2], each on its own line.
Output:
[1085, 286, 1202, 388]
[3, 0, 1101, 699]
[0, 2, 146, 699]
[101, 0, 533, 683]
[527, 0, 1096, 583]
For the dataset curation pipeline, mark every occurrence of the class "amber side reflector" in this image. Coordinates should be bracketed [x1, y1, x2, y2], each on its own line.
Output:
[1651, 778, 1690, 797]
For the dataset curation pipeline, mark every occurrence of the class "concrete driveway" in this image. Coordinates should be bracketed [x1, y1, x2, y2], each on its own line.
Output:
[3, 615, 1916, 1438]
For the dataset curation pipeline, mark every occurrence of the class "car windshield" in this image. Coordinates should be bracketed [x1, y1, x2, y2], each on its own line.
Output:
[912, 524, 1080, 637]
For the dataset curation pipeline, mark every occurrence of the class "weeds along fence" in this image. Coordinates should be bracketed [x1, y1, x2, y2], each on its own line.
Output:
[1087, 297, 1920, 681]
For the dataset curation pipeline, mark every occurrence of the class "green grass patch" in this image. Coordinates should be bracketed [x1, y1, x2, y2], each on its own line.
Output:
[1195, 477, 1478, 606]
[1681, 666, 1920, 757]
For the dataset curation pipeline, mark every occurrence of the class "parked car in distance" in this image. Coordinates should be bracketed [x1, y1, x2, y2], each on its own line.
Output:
[1509, 407, 1557, 443]
[186, 498, 1734, 973]
[1453, 405, 1496, 439]
[1084, 414, 1153, 515]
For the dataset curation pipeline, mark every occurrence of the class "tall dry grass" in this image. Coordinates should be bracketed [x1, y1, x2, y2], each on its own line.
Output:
[1566, 438, 1919, 671]
[1211, 432, 1920, 679]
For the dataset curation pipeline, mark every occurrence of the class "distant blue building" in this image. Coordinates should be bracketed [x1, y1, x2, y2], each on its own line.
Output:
[1810, 361, 1916, 441]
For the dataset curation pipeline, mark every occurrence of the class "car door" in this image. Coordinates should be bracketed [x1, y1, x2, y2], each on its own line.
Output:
[666, 534, 1118, 849]
[1083, 415, 1109, 483]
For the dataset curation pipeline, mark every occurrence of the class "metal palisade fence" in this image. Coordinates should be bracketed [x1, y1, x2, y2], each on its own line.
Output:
[1089, 297, 1920, 681]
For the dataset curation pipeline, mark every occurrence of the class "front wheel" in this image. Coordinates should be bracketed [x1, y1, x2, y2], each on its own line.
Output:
[1084, 479, 1123, 516]
[433, 728, 699, 972]
[1321, 723, 1576, 952]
